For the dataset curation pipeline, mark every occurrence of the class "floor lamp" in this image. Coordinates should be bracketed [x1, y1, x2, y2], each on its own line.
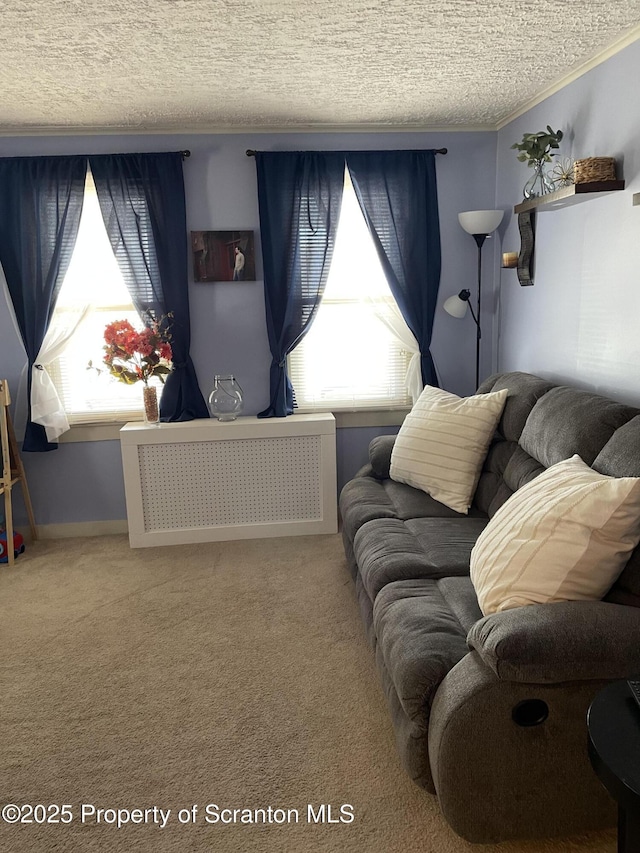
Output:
[443, 209, 504, 389]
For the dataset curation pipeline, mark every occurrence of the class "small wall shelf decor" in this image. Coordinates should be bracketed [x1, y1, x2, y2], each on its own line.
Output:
[502, 252, 519, 269]
[573, 157, 617, 184]
[511, 126, 563, 200]
[513, 180, 626, 286]
[517, 212, 535, 286]
[514, 180, 625, 214]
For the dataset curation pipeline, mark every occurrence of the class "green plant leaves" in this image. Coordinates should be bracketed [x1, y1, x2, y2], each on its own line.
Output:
[511, 128, 563, 164]
[108, 365, 140, 384]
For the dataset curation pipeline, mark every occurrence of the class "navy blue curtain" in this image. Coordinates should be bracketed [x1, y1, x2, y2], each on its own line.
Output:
[0, 155, 86, 451]
[255, 151, 345, 417]
[89, 152, 208, 421]
[346, 150, 441, 387]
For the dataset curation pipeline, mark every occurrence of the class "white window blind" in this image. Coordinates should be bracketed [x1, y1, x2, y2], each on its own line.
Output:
[289, 169, 413, 411]
[47, 168, 151, 424]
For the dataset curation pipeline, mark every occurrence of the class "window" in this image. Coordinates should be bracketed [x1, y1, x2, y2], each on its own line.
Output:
[288, 169, 413, 411]
[47, 168, 150, 424]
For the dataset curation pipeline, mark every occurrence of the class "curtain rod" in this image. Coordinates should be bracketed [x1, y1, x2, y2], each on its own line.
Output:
[245, 147, 447, 157]
[181, 150, 191, 158]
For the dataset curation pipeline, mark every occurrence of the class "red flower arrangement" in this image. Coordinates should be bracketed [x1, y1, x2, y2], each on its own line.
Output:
[91, 312, 173, 386]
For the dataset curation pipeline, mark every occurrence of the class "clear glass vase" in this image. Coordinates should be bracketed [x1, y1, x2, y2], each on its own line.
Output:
[208, 375, 244, 421]
[523, 159, 555, 199]
[142, 384, 159, 425]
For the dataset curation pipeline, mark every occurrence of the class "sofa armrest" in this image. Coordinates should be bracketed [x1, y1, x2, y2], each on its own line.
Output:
[369, 435, 396, 479]
[467, 600, 640, 683]
[428, 653, 615, 842]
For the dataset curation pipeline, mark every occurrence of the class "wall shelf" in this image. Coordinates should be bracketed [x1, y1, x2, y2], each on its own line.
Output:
[514, 180, 625, 214]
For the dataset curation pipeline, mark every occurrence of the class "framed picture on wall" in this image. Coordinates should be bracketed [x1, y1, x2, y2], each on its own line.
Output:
[191, 230, 256, 282]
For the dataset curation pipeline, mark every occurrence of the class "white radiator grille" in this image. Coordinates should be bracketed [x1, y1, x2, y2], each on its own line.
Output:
[139, 435, 321, 531]
[120, 414, 337, 547]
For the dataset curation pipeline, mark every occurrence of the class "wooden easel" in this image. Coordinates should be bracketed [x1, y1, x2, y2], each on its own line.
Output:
[0, 379, 37, 566]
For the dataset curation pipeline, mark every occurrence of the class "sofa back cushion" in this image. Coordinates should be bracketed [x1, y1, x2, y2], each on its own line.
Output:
[593, 416, 640, 606]
[472, 373, 640, 608]
[472, 372, 554, 517]
[480, 371, 557, 441]
[519, 386, 637, 468]
[517, 386, 640, 607]
[470, 455, 640, 615]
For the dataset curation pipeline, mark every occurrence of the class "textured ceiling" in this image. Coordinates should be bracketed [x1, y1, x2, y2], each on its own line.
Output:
[2, 0, 640, 133]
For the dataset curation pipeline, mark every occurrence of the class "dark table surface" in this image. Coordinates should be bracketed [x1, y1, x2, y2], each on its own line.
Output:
[588, 679, 640, 810]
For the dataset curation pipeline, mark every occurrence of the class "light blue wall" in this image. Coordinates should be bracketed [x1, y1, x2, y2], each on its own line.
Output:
[496, 39, 640, 404]
[8, 29, 637, 533]
[0, 130, 498, 526]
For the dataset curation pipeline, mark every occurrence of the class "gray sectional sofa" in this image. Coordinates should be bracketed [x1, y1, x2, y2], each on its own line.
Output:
[339, 370, 640, 843]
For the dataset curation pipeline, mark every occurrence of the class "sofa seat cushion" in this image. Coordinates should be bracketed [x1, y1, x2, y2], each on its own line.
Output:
[373, 576, 482, 723]
[354, 516, 488, 601]
[339, 473, 479, 547]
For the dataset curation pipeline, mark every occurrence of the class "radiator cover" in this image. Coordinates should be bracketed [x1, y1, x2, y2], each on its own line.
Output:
[120, 414, 337, 547]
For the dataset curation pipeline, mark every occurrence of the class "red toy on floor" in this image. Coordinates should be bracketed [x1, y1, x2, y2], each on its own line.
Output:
[0, 530, 25, 563]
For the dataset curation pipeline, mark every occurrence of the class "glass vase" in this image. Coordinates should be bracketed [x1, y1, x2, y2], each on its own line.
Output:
[208, 375, 244, 421]
[142, 384, 159, 425]
[523, 159, 555, 199]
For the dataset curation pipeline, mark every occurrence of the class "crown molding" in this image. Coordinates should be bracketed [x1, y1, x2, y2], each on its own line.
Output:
[496, 24, 640, 130]
[0, 122, 496, 138]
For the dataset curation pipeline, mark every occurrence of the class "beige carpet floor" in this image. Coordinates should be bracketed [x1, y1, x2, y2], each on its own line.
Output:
[0, 533, 616, 853]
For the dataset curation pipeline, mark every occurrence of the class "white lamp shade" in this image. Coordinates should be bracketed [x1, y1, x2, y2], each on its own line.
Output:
[443, 293, 469, 319]
[458, 209, 504, 236]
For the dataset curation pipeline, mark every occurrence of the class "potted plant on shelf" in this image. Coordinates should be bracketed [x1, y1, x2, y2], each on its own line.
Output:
[511, 126, 563, 198]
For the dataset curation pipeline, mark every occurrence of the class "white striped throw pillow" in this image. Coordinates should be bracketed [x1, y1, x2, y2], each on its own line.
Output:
[389, 385, 508, 514]
[470, 454, 640, 615]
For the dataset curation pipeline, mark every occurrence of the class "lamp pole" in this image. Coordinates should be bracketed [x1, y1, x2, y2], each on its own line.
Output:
[472, 233, 488, 390]
[448, 210, 503, 392]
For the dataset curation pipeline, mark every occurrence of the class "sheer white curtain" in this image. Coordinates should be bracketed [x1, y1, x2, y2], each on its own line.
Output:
[368, 297, 423, 404]
[31, 304, 91, 442]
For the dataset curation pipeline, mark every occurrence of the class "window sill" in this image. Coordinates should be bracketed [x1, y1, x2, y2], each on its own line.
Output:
[305, 409, 409, 428]
[57, 409, 409, 442]
[58, 422, 132, 443]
